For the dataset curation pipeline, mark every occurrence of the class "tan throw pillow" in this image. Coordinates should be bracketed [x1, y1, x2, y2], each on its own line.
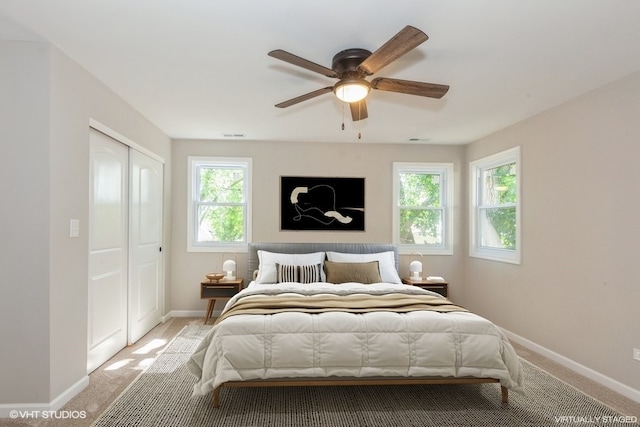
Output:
[324, 260, 381, 284]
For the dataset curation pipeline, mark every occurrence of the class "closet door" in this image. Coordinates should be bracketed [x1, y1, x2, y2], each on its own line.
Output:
[88, 130, 129, 373]
[128, 149, 163, 343]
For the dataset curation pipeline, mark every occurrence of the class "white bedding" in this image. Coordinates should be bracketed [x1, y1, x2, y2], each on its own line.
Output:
[187, 282, 524, 396]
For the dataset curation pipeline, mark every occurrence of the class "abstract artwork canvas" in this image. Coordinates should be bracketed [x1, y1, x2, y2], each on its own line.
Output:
[280, 176, 365, 231]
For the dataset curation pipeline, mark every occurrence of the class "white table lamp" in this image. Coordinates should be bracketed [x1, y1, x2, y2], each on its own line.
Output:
[222, 253, 237, 280]
[409, 260, 422, 280]
[409, 252, 423, 280]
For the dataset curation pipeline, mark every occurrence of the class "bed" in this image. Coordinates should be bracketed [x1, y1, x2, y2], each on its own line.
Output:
[187, 243, 524, 407]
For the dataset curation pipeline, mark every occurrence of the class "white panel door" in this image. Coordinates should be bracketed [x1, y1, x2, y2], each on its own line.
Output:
[88, 130, 128, 373]
[128, 149, 163, 344]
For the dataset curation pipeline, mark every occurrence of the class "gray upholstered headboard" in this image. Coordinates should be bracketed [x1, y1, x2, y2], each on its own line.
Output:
[247, 242, 399, 281]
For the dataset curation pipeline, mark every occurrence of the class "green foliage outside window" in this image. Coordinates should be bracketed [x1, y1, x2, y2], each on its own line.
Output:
[197, 167, 245, 243]
[398, 173, 443, 245]
[483, 163, 517, 249]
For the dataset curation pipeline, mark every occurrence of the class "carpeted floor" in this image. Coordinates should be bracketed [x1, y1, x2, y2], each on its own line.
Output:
[89, 324, 640, 427]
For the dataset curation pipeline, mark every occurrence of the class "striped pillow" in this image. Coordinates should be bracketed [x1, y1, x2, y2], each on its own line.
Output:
[298, 263, 322, 284]
[276, 263, 298, 283]
[275, 263, 323, 284]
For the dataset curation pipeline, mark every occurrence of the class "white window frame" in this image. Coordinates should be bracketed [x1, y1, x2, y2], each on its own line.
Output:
[187, 156, 252, 252]
[469, 147, 521, 264]
[393, 162, 454, 255]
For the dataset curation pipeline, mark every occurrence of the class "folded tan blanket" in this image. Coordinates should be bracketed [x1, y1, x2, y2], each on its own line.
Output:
[215, 292, 467, 325]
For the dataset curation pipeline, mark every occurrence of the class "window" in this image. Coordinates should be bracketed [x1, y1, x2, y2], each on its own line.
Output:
[187, 157, 251, 252]
[393, 162, 453, 255]
[469, 147, 520, 264]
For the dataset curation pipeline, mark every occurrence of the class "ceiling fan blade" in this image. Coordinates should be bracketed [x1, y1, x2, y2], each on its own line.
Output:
[275, 87, 333, 108]
[371, 77, 449, 98]
[268, 49, 338, 78]
[357, 26, 428, 76]
[350, 100, 368, 121]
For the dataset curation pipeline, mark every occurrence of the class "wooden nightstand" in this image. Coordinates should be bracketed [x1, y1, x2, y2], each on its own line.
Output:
[402, 278, 448, 298]
[200, 278, 244, 324]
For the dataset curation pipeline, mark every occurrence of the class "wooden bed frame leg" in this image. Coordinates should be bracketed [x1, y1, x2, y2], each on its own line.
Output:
[212, 387, 221, 408]
[501, 386, 508, 403]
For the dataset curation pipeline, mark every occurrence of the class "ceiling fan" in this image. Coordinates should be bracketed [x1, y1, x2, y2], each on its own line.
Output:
[268, 25, 449, 122]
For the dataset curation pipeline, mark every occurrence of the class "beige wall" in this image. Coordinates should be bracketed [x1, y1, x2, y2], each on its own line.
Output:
[0, 41, 172, 406]
[463, 71, 640, 394]
[0, 41, 51, 403]
[170, 140, 465, 313]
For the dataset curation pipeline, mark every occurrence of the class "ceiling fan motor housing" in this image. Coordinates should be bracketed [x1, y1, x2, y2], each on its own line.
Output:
[332, 48, 371, 77]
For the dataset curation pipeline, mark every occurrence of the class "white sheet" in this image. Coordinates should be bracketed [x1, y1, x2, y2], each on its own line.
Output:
[187, 282, 524, 396]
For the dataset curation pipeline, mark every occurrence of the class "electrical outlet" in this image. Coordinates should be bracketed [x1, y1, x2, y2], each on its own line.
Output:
[634, 348, 640, 362]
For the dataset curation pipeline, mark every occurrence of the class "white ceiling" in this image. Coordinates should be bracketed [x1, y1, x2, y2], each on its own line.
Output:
[2, 0, 640, 144]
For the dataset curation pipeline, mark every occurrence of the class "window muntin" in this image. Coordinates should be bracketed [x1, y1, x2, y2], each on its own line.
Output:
[469, 147, 520, 263]
[393, 163, 453, 255]
[188, 157, 251, 252]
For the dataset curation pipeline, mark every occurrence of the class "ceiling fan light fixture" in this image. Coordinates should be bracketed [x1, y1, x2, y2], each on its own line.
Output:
[334, 78, 370, 103]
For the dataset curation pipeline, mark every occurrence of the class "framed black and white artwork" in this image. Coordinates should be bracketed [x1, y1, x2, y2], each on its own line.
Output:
[280, 176, 365, 231]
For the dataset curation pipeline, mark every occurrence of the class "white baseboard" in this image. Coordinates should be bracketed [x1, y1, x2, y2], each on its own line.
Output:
[503, 329, 640, 404]
[0, 375, 89, 418]
[165, 309, 222, 319]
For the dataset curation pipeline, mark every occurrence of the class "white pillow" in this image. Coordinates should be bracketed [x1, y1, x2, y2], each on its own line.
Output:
[325, 251, 401, 284]
[256, 251, 326, 283]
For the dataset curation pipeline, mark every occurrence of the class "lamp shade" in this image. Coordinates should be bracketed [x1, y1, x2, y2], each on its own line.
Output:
[409, 260, 422, 279]
[334, 78, 370, 103]
[222, 259, 236, 280]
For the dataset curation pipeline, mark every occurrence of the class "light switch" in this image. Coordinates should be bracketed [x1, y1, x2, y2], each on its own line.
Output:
[70, 219, 80, 238]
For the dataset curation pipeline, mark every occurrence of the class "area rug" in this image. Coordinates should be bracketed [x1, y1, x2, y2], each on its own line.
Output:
[92, 325, 638, 427]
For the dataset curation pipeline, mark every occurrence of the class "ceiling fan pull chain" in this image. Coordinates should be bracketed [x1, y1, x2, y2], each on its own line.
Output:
[358, 103, 362, 139]
[341, 103, 346, 130]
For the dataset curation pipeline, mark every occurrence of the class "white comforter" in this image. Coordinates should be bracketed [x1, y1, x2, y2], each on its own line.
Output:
[187, 282, 524, 396]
